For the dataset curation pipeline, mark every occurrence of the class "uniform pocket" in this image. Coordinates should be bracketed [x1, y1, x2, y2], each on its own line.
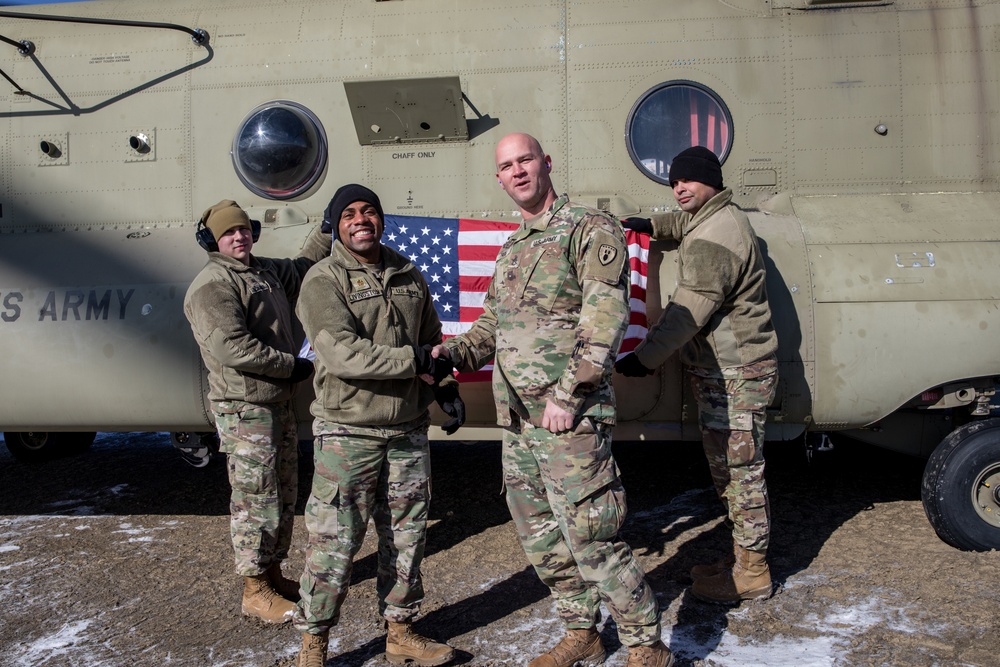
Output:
[520, 248, 568, 313]
[311, 474, 340, 505]
[700, 407, 754, 432]
[564, 455, 627, 542]
[305, 473, 342, 539]
[591, 478, 628, 542]
[319, 376, 343, 411]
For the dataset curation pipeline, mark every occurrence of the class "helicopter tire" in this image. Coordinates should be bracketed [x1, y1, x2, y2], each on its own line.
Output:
[921, 418, 1000, 551]
[3, 431, 97, 463]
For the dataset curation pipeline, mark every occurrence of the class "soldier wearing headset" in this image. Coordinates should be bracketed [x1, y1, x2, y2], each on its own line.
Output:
[183, 200, 330, 625]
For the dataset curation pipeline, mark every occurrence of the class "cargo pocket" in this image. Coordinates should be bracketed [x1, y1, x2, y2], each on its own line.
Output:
[701, 408, 756, 466]
[565, 461, 627, 543]
[305, 474, 342, 539]
[727, 424, 758, 468]
[231, 528, 262, 551]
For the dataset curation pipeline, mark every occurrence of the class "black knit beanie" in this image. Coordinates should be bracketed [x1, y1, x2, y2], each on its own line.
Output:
[668, 146, 724, 189]
[323, 184, 384, 241]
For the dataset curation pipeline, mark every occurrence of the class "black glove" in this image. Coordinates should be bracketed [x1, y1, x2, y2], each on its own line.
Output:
[431, 354, 455, 385]
[289, 358, 315, 383]
[413, 344, 435, 376]
[433, 383, 466, 435]
[621, 217, 653, 235]
[415, 345, 454, 384]
[615, 352, 652, 378]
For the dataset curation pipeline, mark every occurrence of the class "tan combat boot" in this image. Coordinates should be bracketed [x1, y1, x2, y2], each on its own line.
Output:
[691, 545, 772, 604]
[528, 628, 605, 667]
[267, 562, 301, 602]
[625, 641, 674, 667]
[296, 631, 329, 667]
[241, 573, 296, 623]
[385, 621, 455, 666]
[689, 546, 735, 580]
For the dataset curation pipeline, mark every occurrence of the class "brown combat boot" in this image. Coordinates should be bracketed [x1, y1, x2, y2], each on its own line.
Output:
[241, 573, 296, 624]
[691, 545, 772, 604]
[527, 628, 606, 667]
[689, 547, 735, 580]
[267, 562, 301, 602]
[385, 621, 455, 666]
[296, 631, 329, 667]
[625, 641, 674, 667]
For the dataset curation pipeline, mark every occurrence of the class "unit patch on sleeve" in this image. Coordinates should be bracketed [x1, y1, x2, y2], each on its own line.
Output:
[582, 229, 627, 285]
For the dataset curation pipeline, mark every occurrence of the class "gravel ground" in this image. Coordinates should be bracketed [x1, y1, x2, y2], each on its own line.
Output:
[0, 431, 997, 667]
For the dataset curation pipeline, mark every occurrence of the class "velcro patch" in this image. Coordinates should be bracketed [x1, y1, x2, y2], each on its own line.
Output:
[583, 229, 626, 285]
[349, 288, 381, 303]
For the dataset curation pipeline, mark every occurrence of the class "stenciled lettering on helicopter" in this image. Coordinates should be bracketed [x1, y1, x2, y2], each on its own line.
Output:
[1, 292, 21, 322]
[391, 151, 437, 159]
[38, 289, 135, 322]
[0, 289, 136, 323]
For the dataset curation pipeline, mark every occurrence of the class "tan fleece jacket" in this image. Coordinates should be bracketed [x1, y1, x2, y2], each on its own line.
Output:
[183, 224, 330, 404]
[296, 241, 454, 427]
[634, 188, 777, 372]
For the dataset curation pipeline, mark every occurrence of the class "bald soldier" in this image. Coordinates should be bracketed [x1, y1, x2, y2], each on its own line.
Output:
[433, 133, 673, 667]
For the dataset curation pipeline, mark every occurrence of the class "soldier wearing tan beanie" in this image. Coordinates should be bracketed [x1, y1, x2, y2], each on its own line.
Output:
[184, 198, 331, 624]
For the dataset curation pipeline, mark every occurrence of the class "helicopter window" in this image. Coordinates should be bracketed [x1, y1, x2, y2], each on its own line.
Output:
[626, 80, 733, 186]
[232, 101, 328, 200]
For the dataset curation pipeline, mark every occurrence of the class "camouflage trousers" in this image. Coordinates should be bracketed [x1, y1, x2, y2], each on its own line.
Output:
[294, 416, 432, 635]
[688, 359, 777, 552]
[503, 417, 661, 647]
[214, 399, 298, 577]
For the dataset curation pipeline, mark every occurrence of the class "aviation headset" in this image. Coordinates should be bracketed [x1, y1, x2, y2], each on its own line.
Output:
[195, 218, 262, 252]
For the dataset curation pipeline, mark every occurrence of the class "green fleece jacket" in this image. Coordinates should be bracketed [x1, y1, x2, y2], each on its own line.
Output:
[634, 188, 777, 372]
[296, 241, 453, 427]
[183, 224, 330, 404]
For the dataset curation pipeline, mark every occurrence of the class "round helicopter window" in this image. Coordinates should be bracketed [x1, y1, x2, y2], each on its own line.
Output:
[626, 81, 733, 186]
[232, 101, 328, 200]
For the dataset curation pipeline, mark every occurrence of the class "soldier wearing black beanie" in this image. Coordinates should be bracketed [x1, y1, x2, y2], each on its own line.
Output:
[668, 145, 724, 189]
[322, 183, 384, 242]
[617, 142, 778, 607]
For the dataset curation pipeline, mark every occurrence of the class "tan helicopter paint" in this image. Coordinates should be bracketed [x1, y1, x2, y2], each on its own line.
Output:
[3, 0, 1000, 548]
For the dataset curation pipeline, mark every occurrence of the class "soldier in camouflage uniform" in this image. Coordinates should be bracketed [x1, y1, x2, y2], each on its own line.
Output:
[617, 146, 779, 604]
[291, 184, 463, 667]
[434, 134, 673, 667]
[183, 200, 330, 624]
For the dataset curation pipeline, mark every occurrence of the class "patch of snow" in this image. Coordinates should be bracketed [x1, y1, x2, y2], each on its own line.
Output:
[11, 619, 110, 667]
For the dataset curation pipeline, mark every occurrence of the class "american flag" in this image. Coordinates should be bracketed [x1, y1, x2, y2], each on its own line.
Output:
[382, 214, 650, 381]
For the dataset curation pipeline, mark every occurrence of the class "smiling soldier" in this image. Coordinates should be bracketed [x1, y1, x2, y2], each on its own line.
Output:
[433, 134, 672, 667]
[291, 184, 463, 667]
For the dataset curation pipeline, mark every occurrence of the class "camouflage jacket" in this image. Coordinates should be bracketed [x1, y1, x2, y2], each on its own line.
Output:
[296, 241, 452, 428]
[445, 195, 630, 427]
[183, 224, 331, 405]
[634, 188, 777, 373]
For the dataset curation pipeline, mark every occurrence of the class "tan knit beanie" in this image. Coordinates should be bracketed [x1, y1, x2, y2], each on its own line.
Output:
[201, 200, 251, 241]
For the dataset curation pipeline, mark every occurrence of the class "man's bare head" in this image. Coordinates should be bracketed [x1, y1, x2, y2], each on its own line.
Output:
[494, 133, 556, 218]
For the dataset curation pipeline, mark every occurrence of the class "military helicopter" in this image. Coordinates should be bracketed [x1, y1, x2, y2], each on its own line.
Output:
[2, 0, 999, 552]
